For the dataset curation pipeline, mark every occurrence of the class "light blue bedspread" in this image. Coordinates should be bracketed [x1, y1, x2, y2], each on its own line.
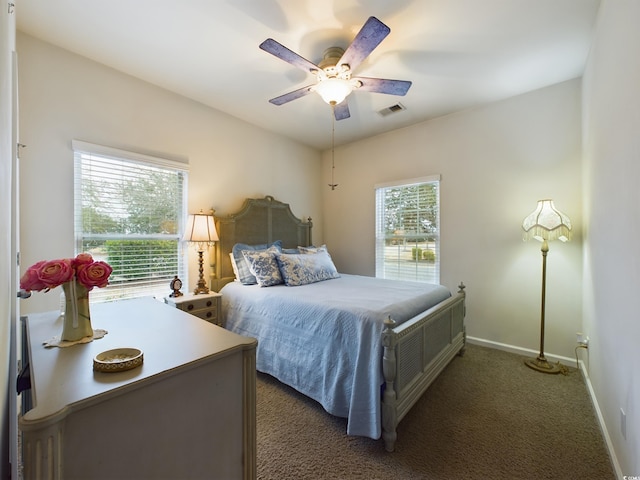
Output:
[221, 273, 451, 439]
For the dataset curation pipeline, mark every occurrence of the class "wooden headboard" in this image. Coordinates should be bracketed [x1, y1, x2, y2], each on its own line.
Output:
[211, 196, 312, 291]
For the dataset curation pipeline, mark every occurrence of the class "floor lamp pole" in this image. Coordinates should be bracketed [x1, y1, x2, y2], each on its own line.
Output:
[525, 239, 561, 374]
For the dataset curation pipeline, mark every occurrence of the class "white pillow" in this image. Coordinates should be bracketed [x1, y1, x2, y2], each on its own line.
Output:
[229, 253, 240, 281]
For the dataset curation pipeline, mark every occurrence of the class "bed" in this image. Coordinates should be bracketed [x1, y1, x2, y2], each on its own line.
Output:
[212, 196, 466, 452]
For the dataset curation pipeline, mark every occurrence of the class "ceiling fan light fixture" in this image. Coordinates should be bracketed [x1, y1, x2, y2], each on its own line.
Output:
[260, 16, 411, 119]
[314, 78, 353, 105]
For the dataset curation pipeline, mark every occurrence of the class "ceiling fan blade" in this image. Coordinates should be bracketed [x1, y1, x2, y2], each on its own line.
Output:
[333, 100, 350, 121]
[338, 16, 390, 71]
[354, 77, 412, 96]
[268, 85, 315, 105]
[260, 38, 320, 74]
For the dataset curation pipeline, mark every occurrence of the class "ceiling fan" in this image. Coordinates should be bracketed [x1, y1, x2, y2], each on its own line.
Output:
[259, 16, 412, 120]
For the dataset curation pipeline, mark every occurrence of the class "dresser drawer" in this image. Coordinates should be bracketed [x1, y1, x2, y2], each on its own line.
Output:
[165, 292, 222, 326]
[191, 307, 218, 322]
[183, 296, 217, 312]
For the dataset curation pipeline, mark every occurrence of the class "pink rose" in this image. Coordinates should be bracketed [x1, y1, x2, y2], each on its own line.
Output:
[73, 253, 94, 269]
[77, 261, 113, 290]
[19, 261, 48, 291]
[38, 259, 74, 288]
[21, 254, 113, 294]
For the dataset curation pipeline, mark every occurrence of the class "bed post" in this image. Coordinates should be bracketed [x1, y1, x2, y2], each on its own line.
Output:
[381, 316, 398, 452]
[458, 282, 467, 356]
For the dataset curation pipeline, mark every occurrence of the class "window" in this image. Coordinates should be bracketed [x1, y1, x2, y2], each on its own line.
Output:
[375, 176, 440, 284]
[73, 140, 188, 303]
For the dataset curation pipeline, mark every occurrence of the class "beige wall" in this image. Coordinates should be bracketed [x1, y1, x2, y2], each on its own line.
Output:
[582, 0, 640, 475]
[16, 6, 640, 474]
[322, 79, 584, 362]
[16, 32, 323, 314]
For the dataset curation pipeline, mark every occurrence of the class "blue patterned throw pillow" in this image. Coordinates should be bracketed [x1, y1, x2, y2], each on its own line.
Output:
[276, 250, 340, 286]
[298, 244, 328, 254]
[242, 246, 283, 287]
[232, 240, 282, 284]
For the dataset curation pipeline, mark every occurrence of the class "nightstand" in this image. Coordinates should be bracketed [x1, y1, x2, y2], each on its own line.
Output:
[165, 292, 222, 325]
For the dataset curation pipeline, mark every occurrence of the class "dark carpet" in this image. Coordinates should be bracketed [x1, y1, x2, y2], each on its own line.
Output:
[256, 343, 615, 480]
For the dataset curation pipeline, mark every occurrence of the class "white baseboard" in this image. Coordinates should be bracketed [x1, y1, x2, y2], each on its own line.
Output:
[465, 336, 577, 367]
[466, 336, 623, 479]
[578, 360, 623, 480]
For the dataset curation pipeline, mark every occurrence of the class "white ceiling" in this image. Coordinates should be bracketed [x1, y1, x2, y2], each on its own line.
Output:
[16, 0, 601, 150]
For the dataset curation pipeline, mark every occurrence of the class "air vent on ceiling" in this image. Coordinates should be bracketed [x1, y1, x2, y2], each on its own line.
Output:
[378, 103, 406, 117]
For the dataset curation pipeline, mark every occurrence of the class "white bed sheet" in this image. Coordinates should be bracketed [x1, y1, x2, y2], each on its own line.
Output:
[221, 273, 451, 439]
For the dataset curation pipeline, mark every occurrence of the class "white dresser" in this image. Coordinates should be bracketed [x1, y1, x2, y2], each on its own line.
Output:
[19, 297, 257, 480]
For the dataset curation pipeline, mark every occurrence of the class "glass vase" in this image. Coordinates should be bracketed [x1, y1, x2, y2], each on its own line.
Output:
[61, 280, 94, 342]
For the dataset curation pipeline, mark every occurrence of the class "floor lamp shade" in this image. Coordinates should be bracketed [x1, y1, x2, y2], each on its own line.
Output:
[522, 199, 571, 243]
[522, 199, 572, 374]
[184, 210, 218, 294]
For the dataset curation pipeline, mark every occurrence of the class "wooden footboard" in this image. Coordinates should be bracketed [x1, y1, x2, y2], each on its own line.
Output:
[381, 283, 466, 452]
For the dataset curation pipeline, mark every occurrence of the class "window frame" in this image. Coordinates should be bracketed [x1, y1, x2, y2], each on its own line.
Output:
[72, 140, 189, 302]
[375, 175, 441, 284]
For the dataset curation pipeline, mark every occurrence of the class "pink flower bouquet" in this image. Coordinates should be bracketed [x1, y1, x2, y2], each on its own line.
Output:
[20, 253, 113, 293]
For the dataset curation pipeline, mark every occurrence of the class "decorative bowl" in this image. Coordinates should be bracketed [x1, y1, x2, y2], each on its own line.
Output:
[93, 348, 143, 373]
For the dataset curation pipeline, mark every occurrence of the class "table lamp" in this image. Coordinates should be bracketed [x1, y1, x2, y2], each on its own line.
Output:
[184, 209, 218, 294]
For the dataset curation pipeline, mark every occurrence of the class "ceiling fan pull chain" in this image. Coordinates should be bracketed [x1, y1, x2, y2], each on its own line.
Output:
[329, 106, 338, 190]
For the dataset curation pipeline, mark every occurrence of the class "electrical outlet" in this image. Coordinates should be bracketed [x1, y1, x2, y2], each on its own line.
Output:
[621, 408, 627, 440]
[576, 332, 589, 347]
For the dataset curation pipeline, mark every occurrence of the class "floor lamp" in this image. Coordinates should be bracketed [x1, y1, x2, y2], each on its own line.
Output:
[522, 199, 572, 374]
[184, 209, 218, 294]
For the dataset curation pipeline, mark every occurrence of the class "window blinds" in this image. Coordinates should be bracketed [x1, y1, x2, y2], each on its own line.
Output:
[375, 176, 440, 284]
[72, 141, 188, 302]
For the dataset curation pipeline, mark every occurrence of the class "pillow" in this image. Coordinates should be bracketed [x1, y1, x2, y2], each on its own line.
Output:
[242, 246, 283, 287]
[298, 244, 328, 254]
[232, 240, 282, 284]
[276, 250, 340, 286]
[229, 253, 240, 281]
